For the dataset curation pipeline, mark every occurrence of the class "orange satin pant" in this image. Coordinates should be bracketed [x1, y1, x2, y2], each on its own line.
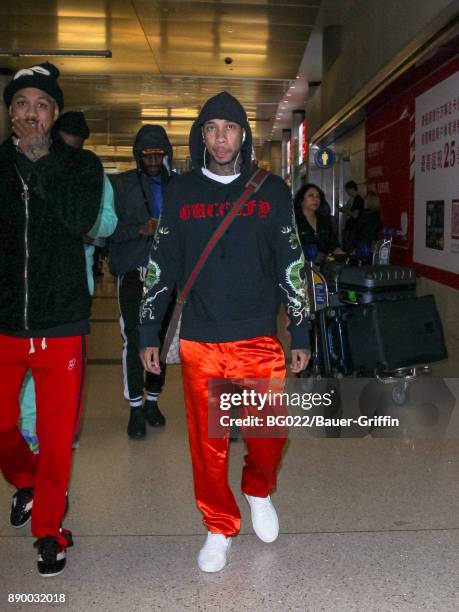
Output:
[180, 336, 287, 536]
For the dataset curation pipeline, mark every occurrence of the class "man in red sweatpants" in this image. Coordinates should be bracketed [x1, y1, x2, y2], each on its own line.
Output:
[0, 63, 103, 576]
[139, 92, 310, 572]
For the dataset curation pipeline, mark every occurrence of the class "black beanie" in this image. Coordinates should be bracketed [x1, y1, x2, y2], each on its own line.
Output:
[54, 111, 90, 140]
[3, 62, 64, 110]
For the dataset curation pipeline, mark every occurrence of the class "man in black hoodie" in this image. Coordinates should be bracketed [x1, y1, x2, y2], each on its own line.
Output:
[109, 125, 174, 439]
[139, 92, 310, 572]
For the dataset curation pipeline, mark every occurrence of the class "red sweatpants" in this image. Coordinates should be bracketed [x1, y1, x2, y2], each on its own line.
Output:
[0, 334, 87, 547]
[180, 336, 287, 536]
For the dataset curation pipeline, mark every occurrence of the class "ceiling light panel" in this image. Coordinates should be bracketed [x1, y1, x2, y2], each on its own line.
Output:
[0, 0, 321, 163]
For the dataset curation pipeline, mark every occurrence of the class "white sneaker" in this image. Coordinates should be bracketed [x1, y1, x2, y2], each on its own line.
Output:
[244, 494, 279, 543]
[197, 532, 232, 573]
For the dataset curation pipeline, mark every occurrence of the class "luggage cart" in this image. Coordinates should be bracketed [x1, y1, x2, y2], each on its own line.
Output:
[302, 249, 448, 438]
[304, 258, 354, 379]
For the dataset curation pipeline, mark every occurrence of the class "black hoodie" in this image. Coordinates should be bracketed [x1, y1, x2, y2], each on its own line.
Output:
[109, 125, 173, 275]
[139, 92, 310, 350]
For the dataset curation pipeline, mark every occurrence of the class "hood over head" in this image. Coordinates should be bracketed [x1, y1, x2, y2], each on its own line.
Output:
[189, 91, 253, 174]
[133, 124, 173, 173]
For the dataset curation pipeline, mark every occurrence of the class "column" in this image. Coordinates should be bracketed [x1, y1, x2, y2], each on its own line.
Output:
[291, 109, 305, 195]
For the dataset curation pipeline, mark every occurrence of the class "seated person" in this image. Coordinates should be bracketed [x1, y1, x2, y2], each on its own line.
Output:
[294, 183, 344, 261]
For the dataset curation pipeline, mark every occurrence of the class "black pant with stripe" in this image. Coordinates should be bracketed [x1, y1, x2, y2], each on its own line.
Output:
[117, 270, 167, 405]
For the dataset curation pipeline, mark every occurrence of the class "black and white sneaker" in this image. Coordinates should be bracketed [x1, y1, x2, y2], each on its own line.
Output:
[34, 534, 72, 577]
[127, 408, 146, 439]
[10, 487, 34, 528]
[144, 400, 166, 427]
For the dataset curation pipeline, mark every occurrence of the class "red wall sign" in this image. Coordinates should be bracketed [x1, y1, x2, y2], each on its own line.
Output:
[365, 40, 459, 288]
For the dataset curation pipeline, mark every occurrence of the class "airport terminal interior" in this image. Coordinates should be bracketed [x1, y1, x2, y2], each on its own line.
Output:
[0, 1, 459, 611]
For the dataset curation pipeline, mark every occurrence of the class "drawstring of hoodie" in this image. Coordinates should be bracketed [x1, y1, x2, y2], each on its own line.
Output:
[162, 155, 171, 175]
[233, 151, 241, 175]
[203, 144, 208, 169]
[28, 337, 47, 355]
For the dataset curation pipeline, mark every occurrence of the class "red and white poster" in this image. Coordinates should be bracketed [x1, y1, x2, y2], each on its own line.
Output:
[366, 47, 459, 287]
[298, 120, 307, 165]
[413, 69, 459, 274]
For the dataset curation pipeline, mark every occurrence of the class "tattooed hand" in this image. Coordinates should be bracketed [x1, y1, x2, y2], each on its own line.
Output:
[12, 117, 51, 161]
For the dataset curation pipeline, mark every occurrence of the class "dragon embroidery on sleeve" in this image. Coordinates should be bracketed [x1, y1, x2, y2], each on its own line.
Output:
[281, 210, 301, 250]
[152, 224, 170, 252]
[279, 211, 310, 323]
[140, 259, 168, 322]
[279, 255, 310, 324]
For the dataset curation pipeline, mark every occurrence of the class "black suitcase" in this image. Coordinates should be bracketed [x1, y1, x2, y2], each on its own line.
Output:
[316, 306, 354, 377]
[346, 295, 447, 372]
[338, 265, 416, 304]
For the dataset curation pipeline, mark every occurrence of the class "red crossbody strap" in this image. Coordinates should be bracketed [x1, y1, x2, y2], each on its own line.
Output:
[178, 167, 269, 302]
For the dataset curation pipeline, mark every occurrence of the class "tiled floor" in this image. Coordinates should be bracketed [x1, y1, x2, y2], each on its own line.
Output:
[0, 274, 458, 612]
